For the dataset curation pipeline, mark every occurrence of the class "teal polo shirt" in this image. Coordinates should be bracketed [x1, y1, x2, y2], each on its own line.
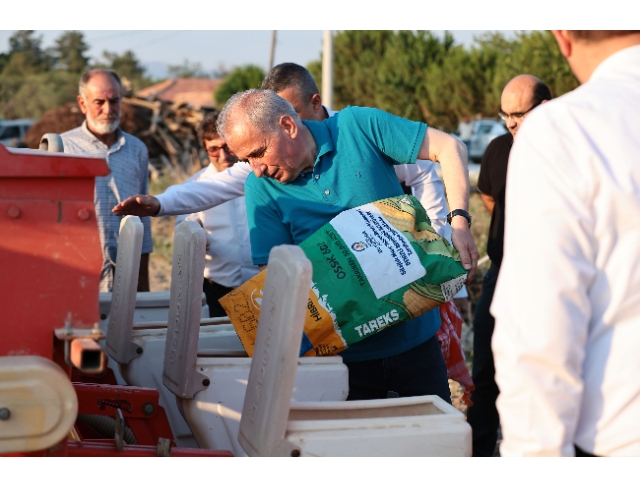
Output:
[245, 106, 441, 362]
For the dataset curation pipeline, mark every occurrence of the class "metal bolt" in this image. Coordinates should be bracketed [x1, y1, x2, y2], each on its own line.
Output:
[7, 206, 20, 219]
[136, 347, 143, 355]
[202, 379, 210, 387]
[0, 408, 10, 420]
[291, 449, 301, 457]
[142, 402, 155, 416]
[77, 208, 91, 221]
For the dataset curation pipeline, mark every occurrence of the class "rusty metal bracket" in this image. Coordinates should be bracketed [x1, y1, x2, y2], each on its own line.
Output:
[114, 409, 125, 452]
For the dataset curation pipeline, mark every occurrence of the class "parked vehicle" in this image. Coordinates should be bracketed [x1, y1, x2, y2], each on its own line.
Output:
[468, 119, 507, 162]
[0, 119, 35, 148]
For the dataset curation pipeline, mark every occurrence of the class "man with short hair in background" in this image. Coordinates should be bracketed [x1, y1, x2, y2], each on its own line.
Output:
[492, 30, 640, 456]
[467, 74, 551, 456]
[61, 69, 152, 292]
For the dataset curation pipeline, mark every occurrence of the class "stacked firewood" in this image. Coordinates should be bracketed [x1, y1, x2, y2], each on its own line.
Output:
[23, 97, 215, 179]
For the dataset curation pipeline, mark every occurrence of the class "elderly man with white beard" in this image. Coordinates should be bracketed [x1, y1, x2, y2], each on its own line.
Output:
[61, 69, 152, 292]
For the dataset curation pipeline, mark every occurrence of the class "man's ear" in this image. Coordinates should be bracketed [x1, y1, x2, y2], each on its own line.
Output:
[552, 30, 572, 58]
[279, 115, 298, 138]
[77, 95, 88, 115]
[310, 93, 323, 113]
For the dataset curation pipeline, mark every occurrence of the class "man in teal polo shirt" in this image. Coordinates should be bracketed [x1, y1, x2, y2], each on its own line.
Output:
[218, 89, 478, 401]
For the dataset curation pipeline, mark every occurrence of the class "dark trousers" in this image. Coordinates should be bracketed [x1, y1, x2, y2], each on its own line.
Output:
[466, 263, 501, 456]
[346, 335, 452, 404]
[202, 278, 234, 318]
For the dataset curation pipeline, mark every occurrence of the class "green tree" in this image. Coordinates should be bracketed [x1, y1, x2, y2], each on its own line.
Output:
[52, 31, 89, 73]
[97, 50, 145, 80]
[328, 30, 394, 110]
[93, 50, 152, 92]
[375, 31, 455, 124]
[0, 71, 78, 120]
[492, 30, 579, 101]
[214, 64, 265, 108]
[2, 30, 49, 76]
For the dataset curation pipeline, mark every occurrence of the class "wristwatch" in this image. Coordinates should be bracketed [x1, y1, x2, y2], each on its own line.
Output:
[447, 209, 472, 227]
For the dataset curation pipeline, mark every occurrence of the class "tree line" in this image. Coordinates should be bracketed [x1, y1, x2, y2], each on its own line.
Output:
[307, 30, 579, 131]
[1, 30, 580, 133]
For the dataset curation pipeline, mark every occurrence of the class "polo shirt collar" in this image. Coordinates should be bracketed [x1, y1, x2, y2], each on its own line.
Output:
[80, 120, 125, 151]
[302, 120, 334, 166]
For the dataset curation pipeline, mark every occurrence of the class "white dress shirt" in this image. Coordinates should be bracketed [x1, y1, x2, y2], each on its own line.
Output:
[175, 164, 259, 288]
[491, 44, 640, 456]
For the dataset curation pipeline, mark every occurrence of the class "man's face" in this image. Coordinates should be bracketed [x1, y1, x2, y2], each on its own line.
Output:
[204, 135, 237, 172]
[226, 118, 307, 184]
[500, 90, 538, 138]
[78, 73, 122, 135]
[277, 86, 322, 122]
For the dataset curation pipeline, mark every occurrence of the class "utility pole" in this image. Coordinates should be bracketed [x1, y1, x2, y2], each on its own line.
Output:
[268, 31, 277, 71]
[322, 30, 333, 111]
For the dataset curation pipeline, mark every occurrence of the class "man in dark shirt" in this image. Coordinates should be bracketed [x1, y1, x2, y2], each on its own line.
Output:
[467, 75, 551, 456]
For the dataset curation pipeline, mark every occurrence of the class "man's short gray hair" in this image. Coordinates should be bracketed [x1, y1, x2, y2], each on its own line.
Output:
[261, 62, 319, 101]
[79, 69, 122, 99]
[217, 88, 300, 140]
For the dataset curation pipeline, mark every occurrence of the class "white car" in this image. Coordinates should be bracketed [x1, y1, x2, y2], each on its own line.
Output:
[468, 119, 507, 162]
[0, 119, 35, 148]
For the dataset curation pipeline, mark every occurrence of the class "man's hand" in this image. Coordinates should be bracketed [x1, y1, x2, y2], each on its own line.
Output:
[451, 221, 479, 284]
[112, 194, 160, 217]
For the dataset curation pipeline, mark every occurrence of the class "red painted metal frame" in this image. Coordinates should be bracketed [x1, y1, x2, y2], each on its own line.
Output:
[73, 382, 175, 446]
[68, 441, 233, 457]
[0, 146, 234, 457]
[0, 144, 109, 359]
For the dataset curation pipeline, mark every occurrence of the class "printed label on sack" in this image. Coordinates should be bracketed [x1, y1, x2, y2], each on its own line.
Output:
[330, 203, 425, 298]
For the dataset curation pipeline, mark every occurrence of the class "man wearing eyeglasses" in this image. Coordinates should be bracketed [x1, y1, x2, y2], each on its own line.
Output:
[174, 112, 260, 316]
[467, 74, 551, 456]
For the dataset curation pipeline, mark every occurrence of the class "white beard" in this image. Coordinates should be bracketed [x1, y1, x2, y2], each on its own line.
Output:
[87, 112, 120, 135]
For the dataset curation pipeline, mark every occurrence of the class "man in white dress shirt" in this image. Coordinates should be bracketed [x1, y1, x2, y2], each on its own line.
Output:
[175, 112, 259, 316]
[491, 30, 640, 456]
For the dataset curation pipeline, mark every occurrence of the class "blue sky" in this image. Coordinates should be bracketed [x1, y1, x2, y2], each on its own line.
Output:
[0, 30, 518, 80]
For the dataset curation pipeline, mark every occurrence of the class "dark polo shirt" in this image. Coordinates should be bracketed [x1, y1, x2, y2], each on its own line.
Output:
[477, 132, 513, 267]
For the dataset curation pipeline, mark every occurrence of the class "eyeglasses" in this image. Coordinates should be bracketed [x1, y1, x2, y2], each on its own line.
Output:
[498, 101, 541, 122]
[206, 144, 230, 156]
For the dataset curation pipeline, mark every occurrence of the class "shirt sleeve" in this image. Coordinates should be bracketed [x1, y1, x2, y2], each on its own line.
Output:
[490, 110, 596, 456]
[347, 107, 426, 165]
[156, 162, 251, 216]
[477, 139, 494, 196]
[244, 176, 293, 265]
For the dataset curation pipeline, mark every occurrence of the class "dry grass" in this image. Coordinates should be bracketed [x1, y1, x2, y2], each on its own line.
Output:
[148, 173, 182, 292]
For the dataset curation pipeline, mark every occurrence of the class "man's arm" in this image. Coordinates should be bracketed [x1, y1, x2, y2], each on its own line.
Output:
[394, 160, 449, 238]
[491, 115, 594, 456]
[479, 192, 495, 214]
[418, 127, 478, 282]
[112, 162, 252, 217]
